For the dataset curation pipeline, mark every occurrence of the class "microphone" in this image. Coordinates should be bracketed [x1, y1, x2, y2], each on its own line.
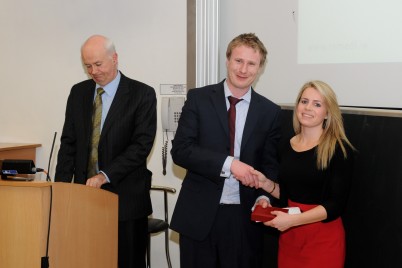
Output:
[46, 131, 57, 182]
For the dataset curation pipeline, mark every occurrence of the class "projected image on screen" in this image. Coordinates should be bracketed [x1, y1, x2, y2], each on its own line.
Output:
[298, 0, 402, 64]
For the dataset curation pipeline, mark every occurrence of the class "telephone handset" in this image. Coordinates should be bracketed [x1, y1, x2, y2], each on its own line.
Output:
[161, 97, 185, 132]
[161, 96, 185, 175]
[162, 140, 168, 175]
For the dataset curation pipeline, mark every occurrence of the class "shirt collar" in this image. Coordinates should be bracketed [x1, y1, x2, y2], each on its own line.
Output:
[223, 80, 251, 103]
[96, 71, 121, 96]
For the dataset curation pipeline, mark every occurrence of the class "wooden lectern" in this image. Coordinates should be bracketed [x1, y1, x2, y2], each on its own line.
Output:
[0, 180, 118, 268]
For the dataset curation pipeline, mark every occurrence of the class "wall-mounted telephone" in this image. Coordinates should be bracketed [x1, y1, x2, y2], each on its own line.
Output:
[161, 96, 185, 175]
[161, 96, 185, 132]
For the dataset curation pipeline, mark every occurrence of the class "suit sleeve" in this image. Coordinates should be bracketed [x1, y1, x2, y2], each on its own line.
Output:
[171, 89, 228, 180]
[55, 87, 78, 182]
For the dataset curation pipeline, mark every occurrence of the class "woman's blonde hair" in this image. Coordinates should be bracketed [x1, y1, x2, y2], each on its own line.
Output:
[293, 80, 354, 169]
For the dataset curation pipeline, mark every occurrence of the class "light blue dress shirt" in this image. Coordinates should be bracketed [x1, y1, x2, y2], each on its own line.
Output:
[94, 71, 121, 181]
[95, 71, 121, 130]
[219, 81, 251, 204]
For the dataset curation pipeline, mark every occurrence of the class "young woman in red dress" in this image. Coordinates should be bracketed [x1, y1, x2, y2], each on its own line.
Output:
[252, 80, 355, 268]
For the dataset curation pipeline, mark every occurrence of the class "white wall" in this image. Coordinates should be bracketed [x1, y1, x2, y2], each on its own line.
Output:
[4, 1, 401, 267]
[219, 0, 402, 109]
[0, 0, 186, 267]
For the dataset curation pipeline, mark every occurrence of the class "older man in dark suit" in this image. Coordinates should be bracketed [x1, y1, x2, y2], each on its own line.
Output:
[55, 35, 156, 268]
[170, 33, 281, 268]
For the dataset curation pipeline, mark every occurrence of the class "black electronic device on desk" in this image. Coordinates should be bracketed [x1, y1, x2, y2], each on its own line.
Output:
[0, 159, 40, 181]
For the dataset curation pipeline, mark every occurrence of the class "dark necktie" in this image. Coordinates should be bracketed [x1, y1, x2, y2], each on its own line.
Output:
[228, 96, 243, 156]
[87, 87, 105, 178]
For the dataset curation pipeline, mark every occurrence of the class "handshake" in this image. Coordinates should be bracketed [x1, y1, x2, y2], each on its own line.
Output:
[230, 159, 275, 192]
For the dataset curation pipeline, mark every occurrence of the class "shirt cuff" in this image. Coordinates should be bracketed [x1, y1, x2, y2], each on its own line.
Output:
[99, 170, 110, 183]
[220, 156, 234, 177]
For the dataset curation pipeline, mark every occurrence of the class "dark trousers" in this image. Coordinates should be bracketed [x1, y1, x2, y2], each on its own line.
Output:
[179, 204, 261, 268]
[262, 226, 280, 268]
[118, 217, 147, 268]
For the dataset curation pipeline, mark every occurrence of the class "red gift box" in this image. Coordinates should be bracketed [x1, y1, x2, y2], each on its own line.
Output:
[251, 205, 300, 222]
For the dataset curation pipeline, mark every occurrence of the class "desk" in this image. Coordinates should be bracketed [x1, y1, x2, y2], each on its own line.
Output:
[0, 143, 41, 161]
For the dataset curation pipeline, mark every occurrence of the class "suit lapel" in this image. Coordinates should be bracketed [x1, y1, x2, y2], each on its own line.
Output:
[83, 82, 96, 142]
[241, 89, 260, 152]
[101, 74, 129, 138]
[210, 82, 230, 139]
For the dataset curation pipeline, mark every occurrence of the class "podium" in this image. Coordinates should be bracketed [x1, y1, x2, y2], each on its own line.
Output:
[0, 180, 118, 268]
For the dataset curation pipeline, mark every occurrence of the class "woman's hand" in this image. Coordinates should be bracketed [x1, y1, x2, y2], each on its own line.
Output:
[249, 169, 276, 193]
[249, 169, 268, 187]
[263, 211, 295, 232]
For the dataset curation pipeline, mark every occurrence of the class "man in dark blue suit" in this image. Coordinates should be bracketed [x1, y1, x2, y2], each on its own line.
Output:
[55, 35, 156, 268]
[170, 33, 281, 268]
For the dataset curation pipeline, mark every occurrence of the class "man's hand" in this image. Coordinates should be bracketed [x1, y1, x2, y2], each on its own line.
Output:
[86, 173, 107, 188]
[230, 159, 259, 188]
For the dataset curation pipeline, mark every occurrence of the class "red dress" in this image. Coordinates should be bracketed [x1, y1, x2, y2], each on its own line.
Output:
[278, 200, 345, 268]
